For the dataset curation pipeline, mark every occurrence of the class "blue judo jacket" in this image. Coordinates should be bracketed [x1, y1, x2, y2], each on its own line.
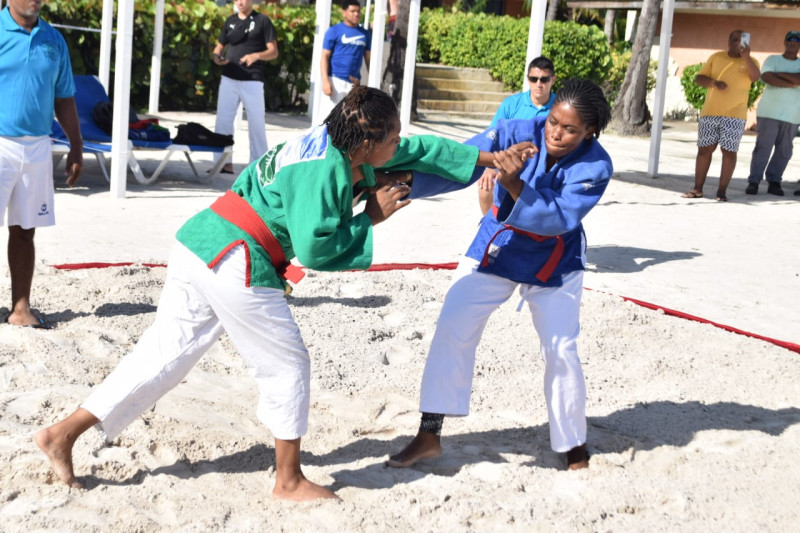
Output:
[405, 116, 613, 287]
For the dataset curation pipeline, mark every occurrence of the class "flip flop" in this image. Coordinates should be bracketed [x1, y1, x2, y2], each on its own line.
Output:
[716, 195, 728, 202]
[4, 315, 52, 329]
[681, 190, 703, 198]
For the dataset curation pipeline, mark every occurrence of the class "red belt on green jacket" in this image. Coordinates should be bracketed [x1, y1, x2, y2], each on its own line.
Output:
[210, 190, 305, 285]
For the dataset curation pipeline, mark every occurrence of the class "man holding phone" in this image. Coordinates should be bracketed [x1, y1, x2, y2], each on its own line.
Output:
[212, 0, 278, 174]
[682, 30, 761, 202]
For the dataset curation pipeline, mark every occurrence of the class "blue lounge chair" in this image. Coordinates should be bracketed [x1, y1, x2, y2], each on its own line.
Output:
[51, 75, 232, 185]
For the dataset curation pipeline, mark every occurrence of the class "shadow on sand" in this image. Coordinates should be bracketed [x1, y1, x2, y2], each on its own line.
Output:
[76, 400, 799, 491]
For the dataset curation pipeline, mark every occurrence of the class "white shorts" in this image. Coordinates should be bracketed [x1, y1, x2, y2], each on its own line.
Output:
[0, 135, 55, 229]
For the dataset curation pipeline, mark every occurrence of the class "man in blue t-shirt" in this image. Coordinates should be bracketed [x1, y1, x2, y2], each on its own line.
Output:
[318, 0, 371, 122]
[478, 56, 557, 215]
[0, 0, 83, 328]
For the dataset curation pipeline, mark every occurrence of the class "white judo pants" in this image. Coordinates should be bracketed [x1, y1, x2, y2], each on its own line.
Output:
[419, 257, 587, 452]
[214, 75, 268, 164]
[315, 77, 354, 125]
[81, 243, 310, 441]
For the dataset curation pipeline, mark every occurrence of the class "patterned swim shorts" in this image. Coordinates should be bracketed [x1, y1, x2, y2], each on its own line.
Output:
[697, 115, 746, 152]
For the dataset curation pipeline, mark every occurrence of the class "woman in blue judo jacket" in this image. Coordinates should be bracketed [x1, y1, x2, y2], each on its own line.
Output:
[386, 79, 613, 470]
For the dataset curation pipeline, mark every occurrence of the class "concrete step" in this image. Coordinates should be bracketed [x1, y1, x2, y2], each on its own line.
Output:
[417, 98, 502, 114]
[415, 109, 496, 123]
[414, 64, 510, 119]
[415, 63, 497, 82]
[416, 77, 506, 93]
[416, 87, 508, 103]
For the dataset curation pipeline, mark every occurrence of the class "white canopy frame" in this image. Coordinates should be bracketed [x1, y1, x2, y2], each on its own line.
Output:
[100, 0, 660, 198]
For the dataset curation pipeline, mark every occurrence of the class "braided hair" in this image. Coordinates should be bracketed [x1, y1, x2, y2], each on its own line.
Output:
[554, 79, 611, 138]
[324, 86, 399, 157]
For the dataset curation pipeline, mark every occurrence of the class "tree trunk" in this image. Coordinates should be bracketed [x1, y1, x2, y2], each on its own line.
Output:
[604, 9, 616, 44]
[382, 0, 416, 118]
[610, 0, 659, 136]
[546, 0, 558, 21]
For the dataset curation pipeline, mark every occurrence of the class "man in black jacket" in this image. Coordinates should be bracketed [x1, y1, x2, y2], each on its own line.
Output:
[212, 0, 278, 173]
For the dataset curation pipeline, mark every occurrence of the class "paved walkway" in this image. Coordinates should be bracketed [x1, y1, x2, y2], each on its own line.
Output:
[2, 111, 799, 346]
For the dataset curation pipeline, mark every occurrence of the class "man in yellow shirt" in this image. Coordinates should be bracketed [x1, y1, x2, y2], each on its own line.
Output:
[682, 30, 761, 202]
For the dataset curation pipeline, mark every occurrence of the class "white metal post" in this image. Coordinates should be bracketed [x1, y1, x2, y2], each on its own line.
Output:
[648, 0, 675, 178]
[364, 0, 372, 32]
[400, 0, 421, 137]
[524, 0, 547, 87]
[109, 0, 136, 199]
[148, 0, 165, 114]
[99, 0, 114, 92]
[309, 1, 332, 124]
[367, 0, 386, 88]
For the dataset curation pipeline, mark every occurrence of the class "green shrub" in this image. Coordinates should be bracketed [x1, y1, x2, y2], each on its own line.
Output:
[680, 63, 765, 110]
[540, 20, 611, 93]
[417, 10, 612, 93]
[42, 0, 316, 112]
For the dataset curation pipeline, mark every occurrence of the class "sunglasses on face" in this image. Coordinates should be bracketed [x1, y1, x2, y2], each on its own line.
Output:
[528, 75, 552, 84]
[788, 36, 800, 42]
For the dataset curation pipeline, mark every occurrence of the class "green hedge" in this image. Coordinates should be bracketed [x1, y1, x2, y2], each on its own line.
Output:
[417, 10, 613, 94]
[42, 0, 316, 112]
[42, 3, 642, 113]
[680, 63, 765, 110]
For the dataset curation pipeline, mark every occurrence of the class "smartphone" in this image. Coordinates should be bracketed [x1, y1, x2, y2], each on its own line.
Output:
[740, 32, 750, 48]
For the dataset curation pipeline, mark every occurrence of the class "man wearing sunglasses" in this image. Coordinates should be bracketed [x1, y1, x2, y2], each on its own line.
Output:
[478, 57, 557, 215]
[745, 30, 800, 197]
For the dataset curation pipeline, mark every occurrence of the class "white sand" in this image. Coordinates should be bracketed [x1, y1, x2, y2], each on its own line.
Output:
[1, 112, 799, 530]
[1, 265, 798, 531]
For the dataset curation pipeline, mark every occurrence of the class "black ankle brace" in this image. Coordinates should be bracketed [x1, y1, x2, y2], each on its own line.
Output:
[419, 412, 444, 435]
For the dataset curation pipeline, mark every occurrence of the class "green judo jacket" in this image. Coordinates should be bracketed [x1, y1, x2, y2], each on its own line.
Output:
[176, 124, 479, 291]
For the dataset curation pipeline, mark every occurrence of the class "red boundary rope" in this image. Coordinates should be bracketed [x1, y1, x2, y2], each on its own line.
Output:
[51, 261, 799, 355]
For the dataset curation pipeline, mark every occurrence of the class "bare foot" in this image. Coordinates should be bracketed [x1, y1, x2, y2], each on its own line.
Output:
[386, 432, 442, 468]
[272, 476, 340, 502]
[566, 444, 589, 470]
[6, 310, 48, 328]
[34, 427, 83, 488]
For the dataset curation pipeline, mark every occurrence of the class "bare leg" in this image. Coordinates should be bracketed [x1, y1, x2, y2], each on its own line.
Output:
[272, 437, 339, 502]
[386, 431, 442, 468]
[7, 226, 40, 326]
[717, 148, 737, 199]
[34, 408, 99, 488]
[685, 144, 717, 197]
[566, 443, 589, 470]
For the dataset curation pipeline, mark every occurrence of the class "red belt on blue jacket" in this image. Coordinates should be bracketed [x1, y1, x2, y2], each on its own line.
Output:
[210, 189, 305, 285]
[481, 204, 564, 283]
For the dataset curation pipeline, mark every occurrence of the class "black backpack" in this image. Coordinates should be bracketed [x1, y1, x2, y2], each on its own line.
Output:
[173, 122, 234, 147]
[92, 101, 139, 136]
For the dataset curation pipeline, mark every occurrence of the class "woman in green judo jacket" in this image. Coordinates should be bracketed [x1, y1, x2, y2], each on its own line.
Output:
[35, 87, 519, 502]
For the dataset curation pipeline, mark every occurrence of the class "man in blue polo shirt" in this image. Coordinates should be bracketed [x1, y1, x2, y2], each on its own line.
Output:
[478, 56, 557, 214]
[318, 0, 371, 122]
[0, 0, 83, 328]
